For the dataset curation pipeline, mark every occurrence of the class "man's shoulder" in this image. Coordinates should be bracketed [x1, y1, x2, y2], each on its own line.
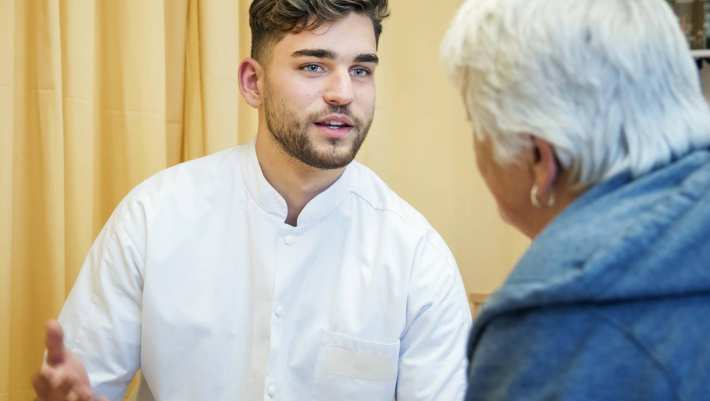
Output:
[345, 161, 459, 274]
[150, 146, 240, 188]
[120, 145, 245, 212]
[347, 161, 436, 236]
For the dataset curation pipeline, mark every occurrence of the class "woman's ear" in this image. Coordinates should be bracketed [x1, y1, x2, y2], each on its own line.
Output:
[238, 58, 264, 108]
[531, 136, 559, 197]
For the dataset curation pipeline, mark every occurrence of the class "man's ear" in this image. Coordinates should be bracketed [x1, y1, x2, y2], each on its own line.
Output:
[530, 136, 559, 197]
[238, 58, 264, 108]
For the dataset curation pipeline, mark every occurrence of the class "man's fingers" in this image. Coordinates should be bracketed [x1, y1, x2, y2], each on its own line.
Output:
[65, 391, 80, 401]
[33, 365, 59, 398]
[45, 320, 66, 366]
[40, 369, 83, 401]
[75, 385, 94, 401]
[57, 372, 79, 396]
[31, 371, 50, 398]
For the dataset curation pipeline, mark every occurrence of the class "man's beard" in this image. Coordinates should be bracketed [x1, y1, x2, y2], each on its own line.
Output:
[264, 92, 373, 170]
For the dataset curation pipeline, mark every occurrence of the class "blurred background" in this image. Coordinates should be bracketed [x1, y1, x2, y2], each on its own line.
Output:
[4, 1, 710, 400]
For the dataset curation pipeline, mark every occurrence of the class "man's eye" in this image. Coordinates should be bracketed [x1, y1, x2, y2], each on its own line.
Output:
[351, 67, 371, 77]
[302, 64, 324, 73]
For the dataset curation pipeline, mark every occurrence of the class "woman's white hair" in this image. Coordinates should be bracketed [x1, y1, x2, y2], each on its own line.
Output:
[442, 0, 710, 187]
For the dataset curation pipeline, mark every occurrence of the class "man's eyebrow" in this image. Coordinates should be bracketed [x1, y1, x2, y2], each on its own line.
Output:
[291, 49, 379, 65]
[354, 53, 379, 64]
[291, 49, 337, 59]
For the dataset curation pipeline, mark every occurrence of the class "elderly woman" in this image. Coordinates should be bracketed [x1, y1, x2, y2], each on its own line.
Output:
[442, 0, 710, 400]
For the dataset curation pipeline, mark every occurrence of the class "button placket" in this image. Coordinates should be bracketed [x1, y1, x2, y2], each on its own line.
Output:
[266, 230, 299, 401]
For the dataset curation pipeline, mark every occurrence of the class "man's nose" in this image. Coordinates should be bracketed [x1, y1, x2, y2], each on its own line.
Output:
[323, 69, 354, 107]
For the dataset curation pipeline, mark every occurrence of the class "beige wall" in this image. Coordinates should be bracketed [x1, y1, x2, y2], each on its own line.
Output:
[359, 0, 530, 294]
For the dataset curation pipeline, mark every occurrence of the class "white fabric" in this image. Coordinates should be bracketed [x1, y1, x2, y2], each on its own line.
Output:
[58, 142, 472, 401]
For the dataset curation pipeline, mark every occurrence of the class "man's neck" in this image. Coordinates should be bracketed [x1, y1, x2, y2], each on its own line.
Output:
[255, 131, 345, 226]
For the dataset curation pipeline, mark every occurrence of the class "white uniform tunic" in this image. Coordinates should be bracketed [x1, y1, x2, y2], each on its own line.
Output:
[59, 143, 472, 401]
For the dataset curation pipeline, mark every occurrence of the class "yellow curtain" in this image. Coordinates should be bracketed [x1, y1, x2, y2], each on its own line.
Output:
[0, 0, 253, 399]
[1, 1, 526, 400]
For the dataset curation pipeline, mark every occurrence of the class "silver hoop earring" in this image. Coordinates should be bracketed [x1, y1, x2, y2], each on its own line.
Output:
[530, 185, 555, 208]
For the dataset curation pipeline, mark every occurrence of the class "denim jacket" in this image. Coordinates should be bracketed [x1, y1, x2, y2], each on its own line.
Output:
[466, 149, 710, 401]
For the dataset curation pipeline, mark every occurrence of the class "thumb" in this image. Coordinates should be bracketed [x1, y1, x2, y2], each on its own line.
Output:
[45, 320, 65, 366]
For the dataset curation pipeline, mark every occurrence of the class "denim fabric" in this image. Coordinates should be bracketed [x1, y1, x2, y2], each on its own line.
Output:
[465, 149, 710, 401]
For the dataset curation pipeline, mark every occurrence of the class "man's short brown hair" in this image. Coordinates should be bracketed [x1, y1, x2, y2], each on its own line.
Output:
[249, 0, 390, 62]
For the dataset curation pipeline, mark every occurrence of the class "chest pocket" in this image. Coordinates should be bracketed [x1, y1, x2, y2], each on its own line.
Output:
[313, 330, 400, 401]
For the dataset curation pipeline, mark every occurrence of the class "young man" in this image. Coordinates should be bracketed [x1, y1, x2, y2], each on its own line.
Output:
[32, 1, 471, 400]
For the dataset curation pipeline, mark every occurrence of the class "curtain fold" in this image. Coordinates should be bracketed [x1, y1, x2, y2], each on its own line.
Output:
[1, 1, 243, 400]
[0, 0, 15, 397]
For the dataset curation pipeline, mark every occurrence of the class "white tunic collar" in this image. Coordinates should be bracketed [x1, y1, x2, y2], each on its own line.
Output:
[239, 142, 354, 228]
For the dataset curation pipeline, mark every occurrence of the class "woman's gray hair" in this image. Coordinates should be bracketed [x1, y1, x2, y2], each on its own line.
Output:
[442, 0, 710, 187]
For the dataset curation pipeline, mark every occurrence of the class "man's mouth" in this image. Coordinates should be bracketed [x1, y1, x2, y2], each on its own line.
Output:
[314, 121, 353, 129]
[314, 114, 354, 129]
